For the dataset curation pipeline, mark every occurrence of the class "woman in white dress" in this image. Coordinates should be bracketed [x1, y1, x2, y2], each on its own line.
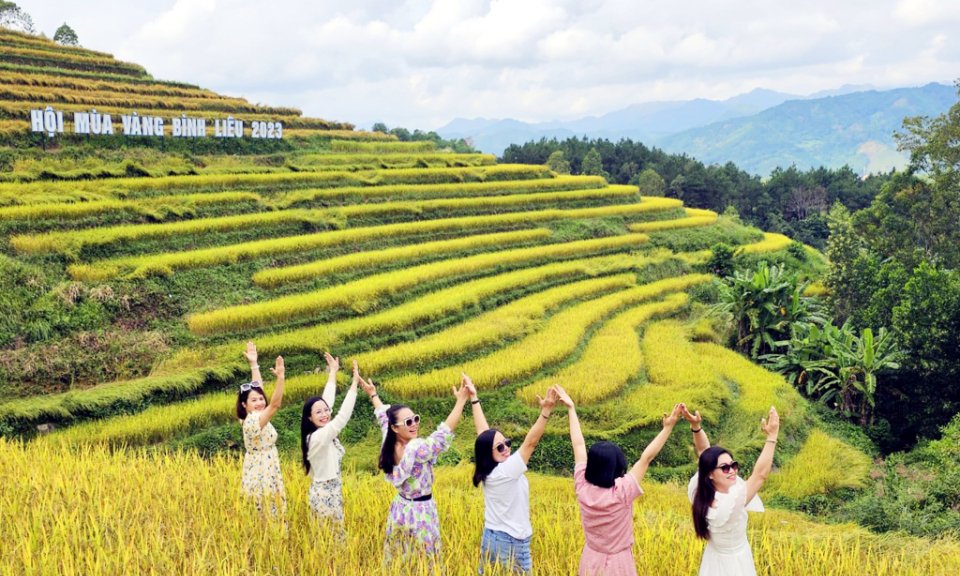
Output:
[683, 404, 779, 576]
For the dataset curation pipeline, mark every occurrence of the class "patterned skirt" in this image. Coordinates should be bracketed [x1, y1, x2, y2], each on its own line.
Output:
[384, 494, 442, 563]
[309, 477, 345, 522]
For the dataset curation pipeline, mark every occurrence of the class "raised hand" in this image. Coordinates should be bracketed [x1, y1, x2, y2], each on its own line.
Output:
[554, 385, 575, 409]
[461, 373, 477, 396]
[453, 381, 471, 402]
[680, 403, 702, 427]
[662, 403, 683, 428]
[761, 406, 780, 438]
[325, 352, 341, 374]
[351, 359, 361, 386]
[243, 341, 258, 365]
[269, 356, 284, 379]
[537, 386, 559, 410]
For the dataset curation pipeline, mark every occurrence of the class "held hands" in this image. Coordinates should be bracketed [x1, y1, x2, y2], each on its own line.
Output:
[537, 386, 559, 411]
[354, 361, 377, 396]
[324, 352, 341, 375]
[680, 403, 702, 428]
[554, 385, 575, 409]
[662, 403, 683, 428]
[452, 376, 472, 403]
[269, 356, 284, 380]
[761, 406, 780, 439]
[243, 341, 258, 366]
[462, 373, 478, 400]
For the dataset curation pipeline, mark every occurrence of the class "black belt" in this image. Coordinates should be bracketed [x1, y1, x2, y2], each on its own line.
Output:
[399, 493, 433, 502]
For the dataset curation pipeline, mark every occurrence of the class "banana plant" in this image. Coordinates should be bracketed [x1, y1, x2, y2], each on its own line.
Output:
[714, 261, 826, 358]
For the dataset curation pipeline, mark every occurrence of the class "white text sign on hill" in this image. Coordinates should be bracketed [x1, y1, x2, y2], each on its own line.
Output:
[29, 106, 284, 139]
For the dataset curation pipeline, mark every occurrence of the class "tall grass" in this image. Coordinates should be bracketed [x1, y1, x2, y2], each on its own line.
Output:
[353, 275, 639, 375]
[4, 440, 955, 575]
[252, 229, 552, 287]
[383, 275, 707, 398]
[187, 233, 651, 335]
[0, 164, 554, 204]
[69, 200, 675, 281]
[629, 208, 718, 233]
[329, 139, 435, 153]
[515, 289, 706, 406]
[766, 430, 873, 498]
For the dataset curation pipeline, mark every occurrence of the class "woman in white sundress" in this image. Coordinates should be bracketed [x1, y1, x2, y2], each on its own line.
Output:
[683, 404, 779, 576]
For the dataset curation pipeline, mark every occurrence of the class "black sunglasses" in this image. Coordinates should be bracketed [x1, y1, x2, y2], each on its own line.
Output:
[495, 438, 513, 454]
[715, 461, 739, 474]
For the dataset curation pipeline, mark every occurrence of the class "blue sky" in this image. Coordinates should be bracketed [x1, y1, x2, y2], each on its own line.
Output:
[19, 0, 960, 130]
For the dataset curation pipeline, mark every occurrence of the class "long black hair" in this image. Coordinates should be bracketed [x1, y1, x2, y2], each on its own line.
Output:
[300, 396, 330, 474]
[585, 441, 627, 488]
[472, 429, 501, 487]
[236, 386, 267, 420]
[692, 446, 732, 540]
[378, 404, 411, 475]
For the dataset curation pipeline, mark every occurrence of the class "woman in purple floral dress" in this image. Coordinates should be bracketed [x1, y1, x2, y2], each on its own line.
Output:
[367, 373, 471, 563]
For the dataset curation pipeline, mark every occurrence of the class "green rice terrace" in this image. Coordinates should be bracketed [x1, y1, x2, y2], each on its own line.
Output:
[4, 27, 960, 575]
[0, 26, 860, 484]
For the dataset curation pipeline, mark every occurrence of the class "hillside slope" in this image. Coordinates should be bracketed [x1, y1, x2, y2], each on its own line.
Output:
[658, 82, 957, 175]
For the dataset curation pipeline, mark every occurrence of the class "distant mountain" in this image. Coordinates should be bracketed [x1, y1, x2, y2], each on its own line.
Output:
[436, 88, 801, 156]
[436, 83, 955, 175]
[657, 82, 955, 175]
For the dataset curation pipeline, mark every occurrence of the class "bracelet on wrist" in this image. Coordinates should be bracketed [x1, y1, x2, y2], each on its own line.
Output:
[691, 427, 702, 433]
[251, 364, 260, 369]
[471, 399, 481, 405]
[766, 439, 778, 444]
[539, 412, 550, 420]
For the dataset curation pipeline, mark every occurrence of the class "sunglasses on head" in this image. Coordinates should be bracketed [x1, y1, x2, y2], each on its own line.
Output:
[239, 380, 262, 392]
[397, 414, 420, 428]
[495, 438, 513, 454]
[715, 461, 739, 474]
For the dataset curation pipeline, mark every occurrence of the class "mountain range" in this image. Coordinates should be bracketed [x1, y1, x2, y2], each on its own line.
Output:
[435, 83, 956, 175]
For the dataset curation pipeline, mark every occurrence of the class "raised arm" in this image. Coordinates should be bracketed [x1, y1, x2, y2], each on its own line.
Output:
[258, 356, 285, 429]
[443, 375, 471, 432]
[309, 362, 359, 450]
[243, 341, 262, 385]
[629, 404, 681, 486]
[360, 371, 383, 411]
[681, 404, 710, 457]
[555, 385, 586, 464]
[518, 386, 558, 464]
[321, 352, 340, 407]
[464, 374, 489, 435]
[746, 406, 780, 503]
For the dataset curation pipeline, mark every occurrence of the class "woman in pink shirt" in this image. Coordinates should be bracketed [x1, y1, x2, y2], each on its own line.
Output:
[556, 385, 682, 576]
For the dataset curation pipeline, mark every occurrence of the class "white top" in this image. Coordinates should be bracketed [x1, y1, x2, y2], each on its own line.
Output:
[482, 452, 532, 539]
[687, 475, 764, 576]
[306, 377, 357, 483]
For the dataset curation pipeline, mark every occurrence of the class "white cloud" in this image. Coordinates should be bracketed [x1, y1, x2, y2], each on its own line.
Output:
[17, 0, 960, 129]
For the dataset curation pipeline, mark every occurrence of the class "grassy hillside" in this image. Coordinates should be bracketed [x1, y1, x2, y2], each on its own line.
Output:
[1, 28, 955, 574]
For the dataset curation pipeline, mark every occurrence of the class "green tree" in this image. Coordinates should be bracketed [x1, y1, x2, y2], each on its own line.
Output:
[545, 150, 571, 174]
[0, 2, 34, 33]
[668, 174, 686, 199]
[53, 22, 78, 46]
[824, 202, 862, 324]
[371, 122, 388, 133]
[636, 168, 666, 196]
[580, 147, 605, 178]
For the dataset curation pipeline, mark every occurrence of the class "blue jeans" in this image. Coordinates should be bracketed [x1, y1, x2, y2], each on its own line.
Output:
[480, 528, 532, 575]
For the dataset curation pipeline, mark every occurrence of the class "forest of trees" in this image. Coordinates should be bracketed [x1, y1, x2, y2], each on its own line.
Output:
[503, 138, 893, 249]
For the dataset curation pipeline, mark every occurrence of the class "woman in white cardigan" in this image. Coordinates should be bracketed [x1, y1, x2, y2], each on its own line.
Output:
[300, 354, 371, 522]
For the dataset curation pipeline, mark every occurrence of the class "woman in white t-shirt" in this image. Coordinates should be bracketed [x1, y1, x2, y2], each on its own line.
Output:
[469, 375, 558, 575]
